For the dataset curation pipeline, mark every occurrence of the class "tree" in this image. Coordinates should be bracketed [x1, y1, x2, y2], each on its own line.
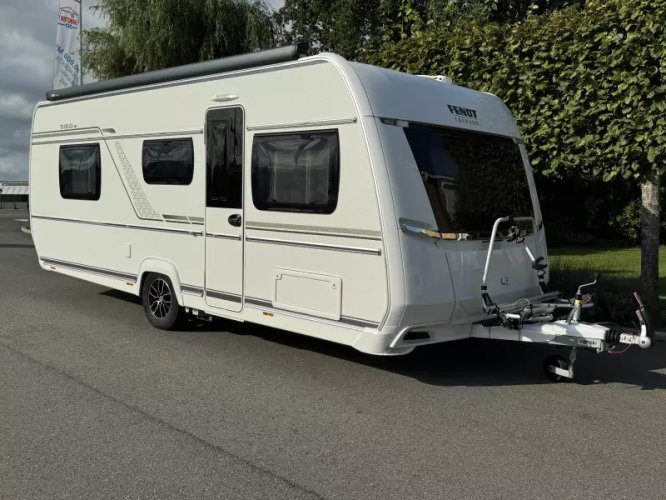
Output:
[278, 0, 384, 59]
[367, 0, 665, 319]
[277, 0, 583, 59]
[84, 0, 279, 80]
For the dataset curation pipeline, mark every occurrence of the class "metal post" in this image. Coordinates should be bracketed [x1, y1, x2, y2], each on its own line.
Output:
[79, 0, 83, 85]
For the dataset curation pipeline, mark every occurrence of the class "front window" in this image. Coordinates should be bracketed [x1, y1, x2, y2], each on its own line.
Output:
[402, 123, 533, 239]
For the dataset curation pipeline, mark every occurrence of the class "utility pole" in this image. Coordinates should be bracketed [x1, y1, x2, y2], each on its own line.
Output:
[79, 0, 83, 85]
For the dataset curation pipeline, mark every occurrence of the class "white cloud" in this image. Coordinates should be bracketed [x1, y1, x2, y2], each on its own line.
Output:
[0, 94, 36, 121]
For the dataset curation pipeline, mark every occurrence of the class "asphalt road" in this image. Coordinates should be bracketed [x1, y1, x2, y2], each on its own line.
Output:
[1, 210, 666, 499]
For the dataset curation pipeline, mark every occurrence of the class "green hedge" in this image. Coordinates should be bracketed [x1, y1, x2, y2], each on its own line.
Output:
[364, 0, 666, 186]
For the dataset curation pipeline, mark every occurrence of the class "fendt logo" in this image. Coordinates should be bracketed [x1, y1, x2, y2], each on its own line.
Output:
[447, 104, 480, 126]
[58, 7, 80, 30]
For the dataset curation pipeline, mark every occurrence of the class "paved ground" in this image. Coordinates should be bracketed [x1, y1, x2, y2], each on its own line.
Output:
[1, 210, 666, 499]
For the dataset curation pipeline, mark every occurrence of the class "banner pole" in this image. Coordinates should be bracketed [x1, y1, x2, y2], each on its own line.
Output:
[79, 0, 83, 85]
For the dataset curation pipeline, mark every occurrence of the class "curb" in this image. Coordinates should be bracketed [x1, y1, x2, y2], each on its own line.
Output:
[20, 225, 31, 235]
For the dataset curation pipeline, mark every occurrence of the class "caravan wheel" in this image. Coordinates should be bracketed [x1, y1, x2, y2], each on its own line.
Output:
[142, 273, 184, 330]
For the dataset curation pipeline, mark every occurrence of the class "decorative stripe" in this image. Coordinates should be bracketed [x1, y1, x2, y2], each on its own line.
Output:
[245, 235, 381, 255]
[111, 141, 162, 221]
[245, 221, 382, 240]
[245, 296, 379, 329]
[181, 284, 203, 296]
[245, 297, 272, 308]
[206, 289, 242, 303]
[163, 215, 205, 226]
[32, 214, 203, 236]
[41, 257, 137, 282]
[32, 129, 203, 146]
[163, 214, 190, 222]
[38, 258, 379, 329]
[32, 127, 102, 139]
[247, 117, 357, 132]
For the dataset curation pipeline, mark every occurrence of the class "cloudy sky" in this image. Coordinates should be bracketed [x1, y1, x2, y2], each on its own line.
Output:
[0, 0, 284, 181]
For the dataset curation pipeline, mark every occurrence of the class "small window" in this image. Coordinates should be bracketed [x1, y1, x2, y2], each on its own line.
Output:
[59, 144, 101, 200]
[206, 108, 243, 209]
[142, 138, 194, 185]
[251, 130, 339, 214]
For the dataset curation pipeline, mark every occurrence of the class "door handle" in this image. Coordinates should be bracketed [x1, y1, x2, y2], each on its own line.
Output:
[228, 214, 242, 227]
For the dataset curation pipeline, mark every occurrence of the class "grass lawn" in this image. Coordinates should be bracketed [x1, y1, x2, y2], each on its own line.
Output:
[548, 245, 665, 319]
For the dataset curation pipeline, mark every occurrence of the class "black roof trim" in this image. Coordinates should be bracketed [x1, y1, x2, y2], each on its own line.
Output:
[46, 42, 309, 102]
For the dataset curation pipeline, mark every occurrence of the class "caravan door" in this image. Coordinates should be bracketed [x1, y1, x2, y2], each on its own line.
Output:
[204, 107, 244, 311]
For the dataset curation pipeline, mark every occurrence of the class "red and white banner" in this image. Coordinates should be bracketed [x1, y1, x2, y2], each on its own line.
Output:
[53, 0, 82, 89]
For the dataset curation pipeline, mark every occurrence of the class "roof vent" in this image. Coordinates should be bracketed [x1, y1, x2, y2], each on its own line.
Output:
[416, 74, 453, 84]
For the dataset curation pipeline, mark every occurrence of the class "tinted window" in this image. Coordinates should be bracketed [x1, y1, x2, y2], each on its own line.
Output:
[59, 144, 101, 200]
[251, 130, 339, 214]
[403, 124, 533, 238]
[206, 107, 243, 208]
[142, 139, 193, 185]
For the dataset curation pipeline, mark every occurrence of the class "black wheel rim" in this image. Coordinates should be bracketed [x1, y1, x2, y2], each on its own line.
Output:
[148, 278, 172, 319]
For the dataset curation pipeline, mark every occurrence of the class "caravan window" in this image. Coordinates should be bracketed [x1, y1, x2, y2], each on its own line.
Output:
[251, 130, 339, 214]
[142, 139, 194, 185]
[59, 144, 101, 200]
[403, 124, 533, 238]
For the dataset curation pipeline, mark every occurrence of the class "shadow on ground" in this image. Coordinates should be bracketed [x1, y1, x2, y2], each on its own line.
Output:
[100, 289, 666, 390]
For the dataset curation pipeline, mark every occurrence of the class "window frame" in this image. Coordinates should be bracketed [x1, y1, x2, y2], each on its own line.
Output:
[141, 137, 194, 186]
[58, 143, 102, 201]
[251, 129, 340, 215]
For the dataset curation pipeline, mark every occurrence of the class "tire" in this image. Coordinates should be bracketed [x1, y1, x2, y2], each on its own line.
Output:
[141, 273, 185, 330]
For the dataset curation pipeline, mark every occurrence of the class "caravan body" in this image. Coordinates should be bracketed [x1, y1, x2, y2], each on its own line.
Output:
[30, 46, 559, 356]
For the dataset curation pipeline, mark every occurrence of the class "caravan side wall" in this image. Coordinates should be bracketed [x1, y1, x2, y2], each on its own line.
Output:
[30, 58, 391, 346]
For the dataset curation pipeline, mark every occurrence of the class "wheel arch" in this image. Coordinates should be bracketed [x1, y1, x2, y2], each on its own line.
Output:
[137, 258, 184, 306]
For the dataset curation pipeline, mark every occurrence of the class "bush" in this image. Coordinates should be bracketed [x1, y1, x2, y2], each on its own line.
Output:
[364, 0, 666, 242]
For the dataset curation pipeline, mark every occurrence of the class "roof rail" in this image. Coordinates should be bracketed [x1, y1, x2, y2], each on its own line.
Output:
[46, 42, 309, 102]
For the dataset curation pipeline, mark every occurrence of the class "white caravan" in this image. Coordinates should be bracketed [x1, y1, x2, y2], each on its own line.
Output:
[30, 44, 653, 381]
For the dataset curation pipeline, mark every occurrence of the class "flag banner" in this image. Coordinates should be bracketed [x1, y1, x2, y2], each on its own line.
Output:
[53, 0, 82, 89]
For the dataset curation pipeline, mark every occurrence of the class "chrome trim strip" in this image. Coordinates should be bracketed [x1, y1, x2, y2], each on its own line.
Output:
[32, 214, 204, 236]
[245, 297, 379, 330]
[181, 284, 203, 296]
[205, 232, 242, 241]
[247, 117, 357, 132]
[41, 257, 137, 282]
[245, 235, 381, 255]
[400, 222, 470, 241]
[206, 289, 242, 302]
[32, 129, 203, 146]
[245, 221, 382, 240]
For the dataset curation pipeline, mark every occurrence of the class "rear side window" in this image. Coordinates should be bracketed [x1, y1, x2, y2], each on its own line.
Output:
[142, 138, 194, 185]
[251, 130, 339, 214]
[59, 144, 101, 200]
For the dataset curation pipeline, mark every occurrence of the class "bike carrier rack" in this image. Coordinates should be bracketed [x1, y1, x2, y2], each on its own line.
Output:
[479, 216, 654, 381]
